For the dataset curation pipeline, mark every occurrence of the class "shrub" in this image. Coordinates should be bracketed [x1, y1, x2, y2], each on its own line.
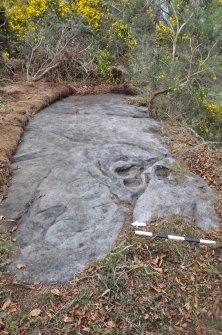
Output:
[126, 0, 222, 141]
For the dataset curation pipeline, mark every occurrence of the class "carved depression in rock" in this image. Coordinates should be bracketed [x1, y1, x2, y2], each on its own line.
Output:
[1, 94, 219, 283]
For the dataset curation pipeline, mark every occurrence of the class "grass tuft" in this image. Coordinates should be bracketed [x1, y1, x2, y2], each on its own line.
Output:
[0, 236, 17, 263]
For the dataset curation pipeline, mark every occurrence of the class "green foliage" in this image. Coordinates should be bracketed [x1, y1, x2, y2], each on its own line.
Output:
[0, 216, 17, 264]
[127, 0, 222, 141]
[3, 313, 19, 335]
[0, 236, 17, 262]
[1, 0, 137, 81]
[0, 3, 12, 54]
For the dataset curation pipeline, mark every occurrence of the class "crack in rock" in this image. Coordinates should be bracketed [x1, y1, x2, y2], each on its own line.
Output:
[0, 94, 219, 283]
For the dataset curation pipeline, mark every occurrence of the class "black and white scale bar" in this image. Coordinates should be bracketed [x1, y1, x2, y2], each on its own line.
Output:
[135, 231, 216, 244]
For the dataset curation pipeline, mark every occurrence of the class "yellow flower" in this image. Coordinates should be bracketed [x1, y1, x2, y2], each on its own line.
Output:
[5, 0, 73, 36]
[181, 33, 189, 40]
[76, 0, 105, 28]
[2, 51, 10, 59]
[170, 17, 177, 27]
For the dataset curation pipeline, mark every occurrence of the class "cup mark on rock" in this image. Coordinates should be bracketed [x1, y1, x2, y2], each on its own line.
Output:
[155, 166, 170, 179]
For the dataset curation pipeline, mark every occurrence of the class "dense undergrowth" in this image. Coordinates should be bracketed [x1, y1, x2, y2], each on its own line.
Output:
[0, 0, 222, 141]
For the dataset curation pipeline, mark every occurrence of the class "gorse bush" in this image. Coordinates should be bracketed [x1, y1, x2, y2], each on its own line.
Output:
[126, 0, 222, 141]
[0, 0, 136, 81]
[1, 0, 73, 37]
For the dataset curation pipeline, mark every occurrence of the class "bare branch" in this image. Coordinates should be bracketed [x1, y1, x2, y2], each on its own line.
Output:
[31, 63, 59, 82]
[26, 24, 77, 82]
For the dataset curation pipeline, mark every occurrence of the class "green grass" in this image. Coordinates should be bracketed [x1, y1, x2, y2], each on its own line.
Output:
[0, 236, 17, 262]
[0, 217, 17, 263]
[207, 90, 222, 101]
[2, 313, 20, 335]
[0, 98, 6, 110]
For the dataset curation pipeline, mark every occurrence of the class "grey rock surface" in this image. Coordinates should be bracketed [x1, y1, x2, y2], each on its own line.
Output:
[133, 158, 219, 230]
[0, 94, 219, 283]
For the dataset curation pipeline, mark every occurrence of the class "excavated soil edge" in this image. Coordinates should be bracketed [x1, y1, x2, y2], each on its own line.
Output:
[0, 82, 72, 201]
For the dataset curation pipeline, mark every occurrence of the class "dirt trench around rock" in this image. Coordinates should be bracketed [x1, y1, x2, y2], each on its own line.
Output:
[0, 94, 219, 283]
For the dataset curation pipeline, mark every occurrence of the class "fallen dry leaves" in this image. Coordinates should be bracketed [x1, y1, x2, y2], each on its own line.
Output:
[50, 288, 60, 296]
[2, 299, 18, 313]
[63, 315, 73, 323]
[2, 299, 12, 311]
[29, 308, 42, 317]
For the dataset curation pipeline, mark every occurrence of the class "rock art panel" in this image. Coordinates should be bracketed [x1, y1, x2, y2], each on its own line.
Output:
[133, 158, 219, 230]
[0, 94, 219, 283]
